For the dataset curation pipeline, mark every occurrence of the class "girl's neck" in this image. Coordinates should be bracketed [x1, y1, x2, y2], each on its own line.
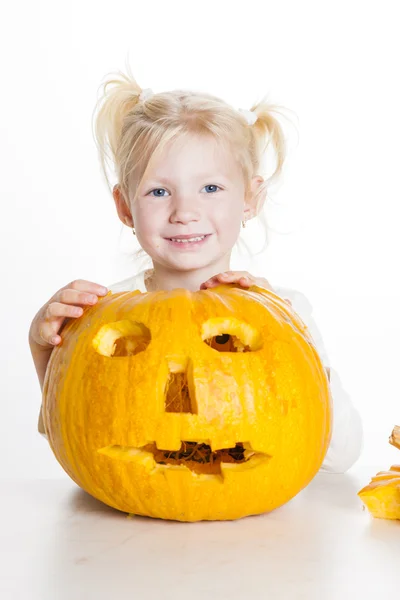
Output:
[144, 256, 231, 292]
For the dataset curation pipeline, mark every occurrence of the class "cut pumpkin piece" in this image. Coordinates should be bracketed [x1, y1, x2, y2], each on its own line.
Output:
[358, 470, 400, 520]
[358, 426, 400, 520]
[389, 426, 400, 450]
[367, 469, 400, 482]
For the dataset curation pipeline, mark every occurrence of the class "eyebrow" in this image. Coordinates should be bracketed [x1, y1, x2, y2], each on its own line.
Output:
[147, 174, 230, 184]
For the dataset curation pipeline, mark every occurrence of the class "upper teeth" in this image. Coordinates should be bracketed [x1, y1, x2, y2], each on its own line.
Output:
[170, 236, 206, 243]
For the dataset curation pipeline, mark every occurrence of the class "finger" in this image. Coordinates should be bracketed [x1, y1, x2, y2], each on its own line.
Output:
[217, 271, 246, 280]
[56, 289, 103, 306]
[67, 280, 109, 295]
[220, 273, 257, 287]
[39, 321, 63, 346]
[200, 276, 223, 288]
[45, 297, 94, 340]
[207, 272, 246, 285]
[237, 276, 253, 287]
[45, 302, 84, 319]
[51, 280, 108, 304]
[203, 277, 240, 288]
[201, 272, 251, 288]
[200, 281, 220, 289]
[202, 277, 253, 290]
[41, 302, 86, 345]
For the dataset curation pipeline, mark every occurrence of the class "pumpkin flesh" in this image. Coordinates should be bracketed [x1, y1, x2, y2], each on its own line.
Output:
[358, 427, 400, 520]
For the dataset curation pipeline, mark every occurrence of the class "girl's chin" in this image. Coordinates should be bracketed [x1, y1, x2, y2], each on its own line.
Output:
[155, 253, 221, 272]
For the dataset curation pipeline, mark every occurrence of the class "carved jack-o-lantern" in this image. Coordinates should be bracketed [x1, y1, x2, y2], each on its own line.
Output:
[42, 284, 332, 521]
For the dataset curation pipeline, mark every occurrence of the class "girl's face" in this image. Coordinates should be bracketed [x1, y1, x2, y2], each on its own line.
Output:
[122, 133, 259, 273]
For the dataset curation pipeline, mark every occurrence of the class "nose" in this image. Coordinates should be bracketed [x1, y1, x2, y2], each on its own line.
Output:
[169, 192, 201, 225]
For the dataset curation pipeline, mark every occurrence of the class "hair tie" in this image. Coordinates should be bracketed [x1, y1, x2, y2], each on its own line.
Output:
[139, 88, 154, 102]
[238, 108, 258, 126]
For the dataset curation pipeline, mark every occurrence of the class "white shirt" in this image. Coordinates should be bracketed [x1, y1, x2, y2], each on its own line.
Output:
[108, 270, 364, 474]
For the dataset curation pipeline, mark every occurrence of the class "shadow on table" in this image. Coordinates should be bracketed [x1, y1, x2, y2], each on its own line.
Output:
[67, 486, 117, 514]
[299, 470, 367, 511]
[66, 485, 178, 524]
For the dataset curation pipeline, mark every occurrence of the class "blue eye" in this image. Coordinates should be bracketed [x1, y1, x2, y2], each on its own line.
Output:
[148, 184, 221, 197]
[149, 188, 169, 197]
[204, 185, 221, 193]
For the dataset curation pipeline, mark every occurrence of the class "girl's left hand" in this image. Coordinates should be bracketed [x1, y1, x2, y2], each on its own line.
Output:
[200, 271, 293, 306]
[200, 271, 274, 291]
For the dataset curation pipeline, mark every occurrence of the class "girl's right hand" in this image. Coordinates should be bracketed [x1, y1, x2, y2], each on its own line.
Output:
[29, 279, 109, 349]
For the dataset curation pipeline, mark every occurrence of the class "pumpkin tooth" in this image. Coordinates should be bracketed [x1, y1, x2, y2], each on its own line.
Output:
[98, 441, 271, 476]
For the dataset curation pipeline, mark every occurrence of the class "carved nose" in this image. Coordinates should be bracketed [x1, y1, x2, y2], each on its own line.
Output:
[164, 357, 198, 414]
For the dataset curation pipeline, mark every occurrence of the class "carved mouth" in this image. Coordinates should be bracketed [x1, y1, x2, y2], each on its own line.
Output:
[98, 441, 272, 476]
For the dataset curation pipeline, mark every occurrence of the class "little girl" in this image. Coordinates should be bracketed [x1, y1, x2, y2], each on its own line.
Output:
[29, 67, 363, 473]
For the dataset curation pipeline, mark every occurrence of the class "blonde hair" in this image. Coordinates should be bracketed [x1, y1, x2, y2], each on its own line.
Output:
[92, 63, 293, 260]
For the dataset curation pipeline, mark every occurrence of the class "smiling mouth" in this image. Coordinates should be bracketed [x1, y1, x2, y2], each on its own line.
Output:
[98, 441, 272, 476]
[165, 234, 212, 244]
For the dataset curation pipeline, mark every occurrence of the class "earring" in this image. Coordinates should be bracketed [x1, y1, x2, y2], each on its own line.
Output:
[132, 227, 136, 236]
[242, 220, 246, 228]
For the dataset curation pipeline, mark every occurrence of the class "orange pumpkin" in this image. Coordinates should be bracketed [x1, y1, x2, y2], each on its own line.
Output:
[41, 284, 332, 521]
[358, 426, 400, 520]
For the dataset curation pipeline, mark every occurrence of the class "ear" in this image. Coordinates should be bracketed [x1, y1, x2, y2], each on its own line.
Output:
[113, 184, 134, 228]
[244, 176, 266, 221]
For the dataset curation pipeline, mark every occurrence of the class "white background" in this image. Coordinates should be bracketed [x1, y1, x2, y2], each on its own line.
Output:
[1, 0, 399, 478]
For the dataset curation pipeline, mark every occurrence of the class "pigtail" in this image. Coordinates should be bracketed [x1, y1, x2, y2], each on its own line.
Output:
[91, 64, 143, 194]
[250, 96, 291, 189]
[234, 97, 295, 257]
